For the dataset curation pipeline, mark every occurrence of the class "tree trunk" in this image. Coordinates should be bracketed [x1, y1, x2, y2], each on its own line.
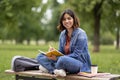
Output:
[93, 1, 104, 52]
[116, 26, 119, 49]
[93, 12, 100, 52]
[16, 38, 23, 44]
[36, 39, 39, 45]
[93, 13, 100, 52]
[26, 39, 30, 45]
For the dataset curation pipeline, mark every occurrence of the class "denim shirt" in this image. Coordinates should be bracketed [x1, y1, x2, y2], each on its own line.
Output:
[58, 28, 91, 72]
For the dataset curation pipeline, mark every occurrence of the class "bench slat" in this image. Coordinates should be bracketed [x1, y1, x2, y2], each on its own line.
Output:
[5, 70, 120, 80]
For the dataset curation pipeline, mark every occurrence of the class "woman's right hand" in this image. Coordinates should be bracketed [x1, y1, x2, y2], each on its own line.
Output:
[48, 45, 55, 51]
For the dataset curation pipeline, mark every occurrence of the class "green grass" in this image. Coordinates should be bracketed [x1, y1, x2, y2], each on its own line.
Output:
[0, 43, 120, 80]
[90, 45, 120, 74]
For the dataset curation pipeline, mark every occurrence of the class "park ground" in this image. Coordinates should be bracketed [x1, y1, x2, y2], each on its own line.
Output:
[0, 42, 120, 80]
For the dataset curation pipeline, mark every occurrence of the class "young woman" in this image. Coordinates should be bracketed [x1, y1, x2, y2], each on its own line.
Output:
[36, 9, 91, 76]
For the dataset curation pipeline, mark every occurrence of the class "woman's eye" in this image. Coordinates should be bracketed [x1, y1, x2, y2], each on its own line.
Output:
[68, 17, 71, 20]
[63, 17, 71, 21]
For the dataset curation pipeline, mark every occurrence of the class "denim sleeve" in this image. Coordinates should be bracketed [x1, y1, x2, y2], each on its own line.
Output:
[67, 32, 88, 59]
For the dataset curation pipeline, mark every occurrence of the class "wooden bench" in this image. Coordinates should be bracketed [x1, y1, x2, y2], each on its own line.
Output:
[5, 69, 120, 80]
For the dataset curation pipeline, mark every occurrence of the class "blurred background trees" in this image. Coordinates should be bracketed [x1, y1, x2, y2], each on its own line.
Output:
[64, 0, 120, 51]
[0, 0, 120, 52]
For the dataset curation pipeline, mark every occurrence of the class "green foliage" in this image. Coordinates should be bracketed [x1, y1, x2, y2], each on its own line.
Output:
[0, 0, 120, 48]
[64, 0, 120, 51]
[0, 0, 47, 43]
[100, 32, 115, 45]
[43, 0, 61, 42]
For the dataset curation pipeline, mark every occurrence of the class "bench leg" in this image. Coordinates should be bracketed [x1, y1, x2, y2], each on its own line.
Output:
[15, 75, 57, 80]
[15, 75, 19, 80]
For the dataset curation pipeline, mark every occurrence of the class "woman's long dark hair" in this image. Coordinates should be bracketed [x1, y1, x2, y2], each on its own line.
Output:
[57, 9, 80, 31]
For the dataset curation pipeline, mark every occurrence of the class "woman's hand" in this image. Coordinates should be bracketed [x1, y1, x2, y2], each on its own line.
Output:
[47, 55, 57, 61]
[47, 45, 57, 60]
[48, 45, 55, 51]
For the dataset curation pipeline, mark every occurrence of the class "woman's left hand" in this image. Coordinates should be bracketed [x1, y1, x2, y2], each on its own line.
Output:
[47, 55, 57, 61]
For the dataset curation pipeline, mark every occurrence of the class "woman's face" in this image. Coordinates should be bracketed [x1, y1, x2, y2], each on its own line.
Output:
[62, 13, 74, 30]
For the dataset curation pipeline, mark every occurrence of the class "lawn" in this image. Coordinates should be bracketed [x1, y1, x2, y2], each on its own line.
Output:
[0, 43, 120, 80]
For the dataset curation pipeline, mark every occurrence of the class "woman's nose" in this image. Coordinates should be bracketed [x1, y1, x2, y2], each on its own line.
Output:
[65, 19, 69, 22]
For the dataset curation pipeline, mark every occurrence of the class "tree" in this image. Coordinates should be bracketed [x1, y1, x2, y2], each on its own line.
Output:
[92, 0, 104, 52]
[102, 0, 120, 49]
[64, 0, 120, 52]
[110, 1, 120, 49]
[42, 0, 63, 42]
[0, 0, 48, 44]
[47, 0, 62, 41]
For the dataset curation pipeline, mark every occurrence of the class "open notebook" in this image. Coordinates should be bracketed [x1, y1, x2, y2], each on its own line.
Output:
[78, 72, 111, 78]
[38, 49, 64, 57]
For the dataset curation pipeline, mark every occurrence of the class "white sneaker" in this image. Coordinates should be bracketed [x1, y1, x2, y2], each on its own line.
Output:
[54, 69, 66, 77]
[39, 65, 48, 73]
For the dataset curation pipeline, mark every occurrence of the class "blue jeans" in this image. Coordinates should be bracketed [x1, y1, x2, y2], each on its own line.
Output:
[36, 53, 83, 74]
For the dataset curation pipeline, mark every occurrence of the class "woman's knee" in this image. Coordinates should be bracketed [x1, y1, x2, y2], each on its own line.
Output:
[57, 56, 69, 64]
[36, 54, 47, 62]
